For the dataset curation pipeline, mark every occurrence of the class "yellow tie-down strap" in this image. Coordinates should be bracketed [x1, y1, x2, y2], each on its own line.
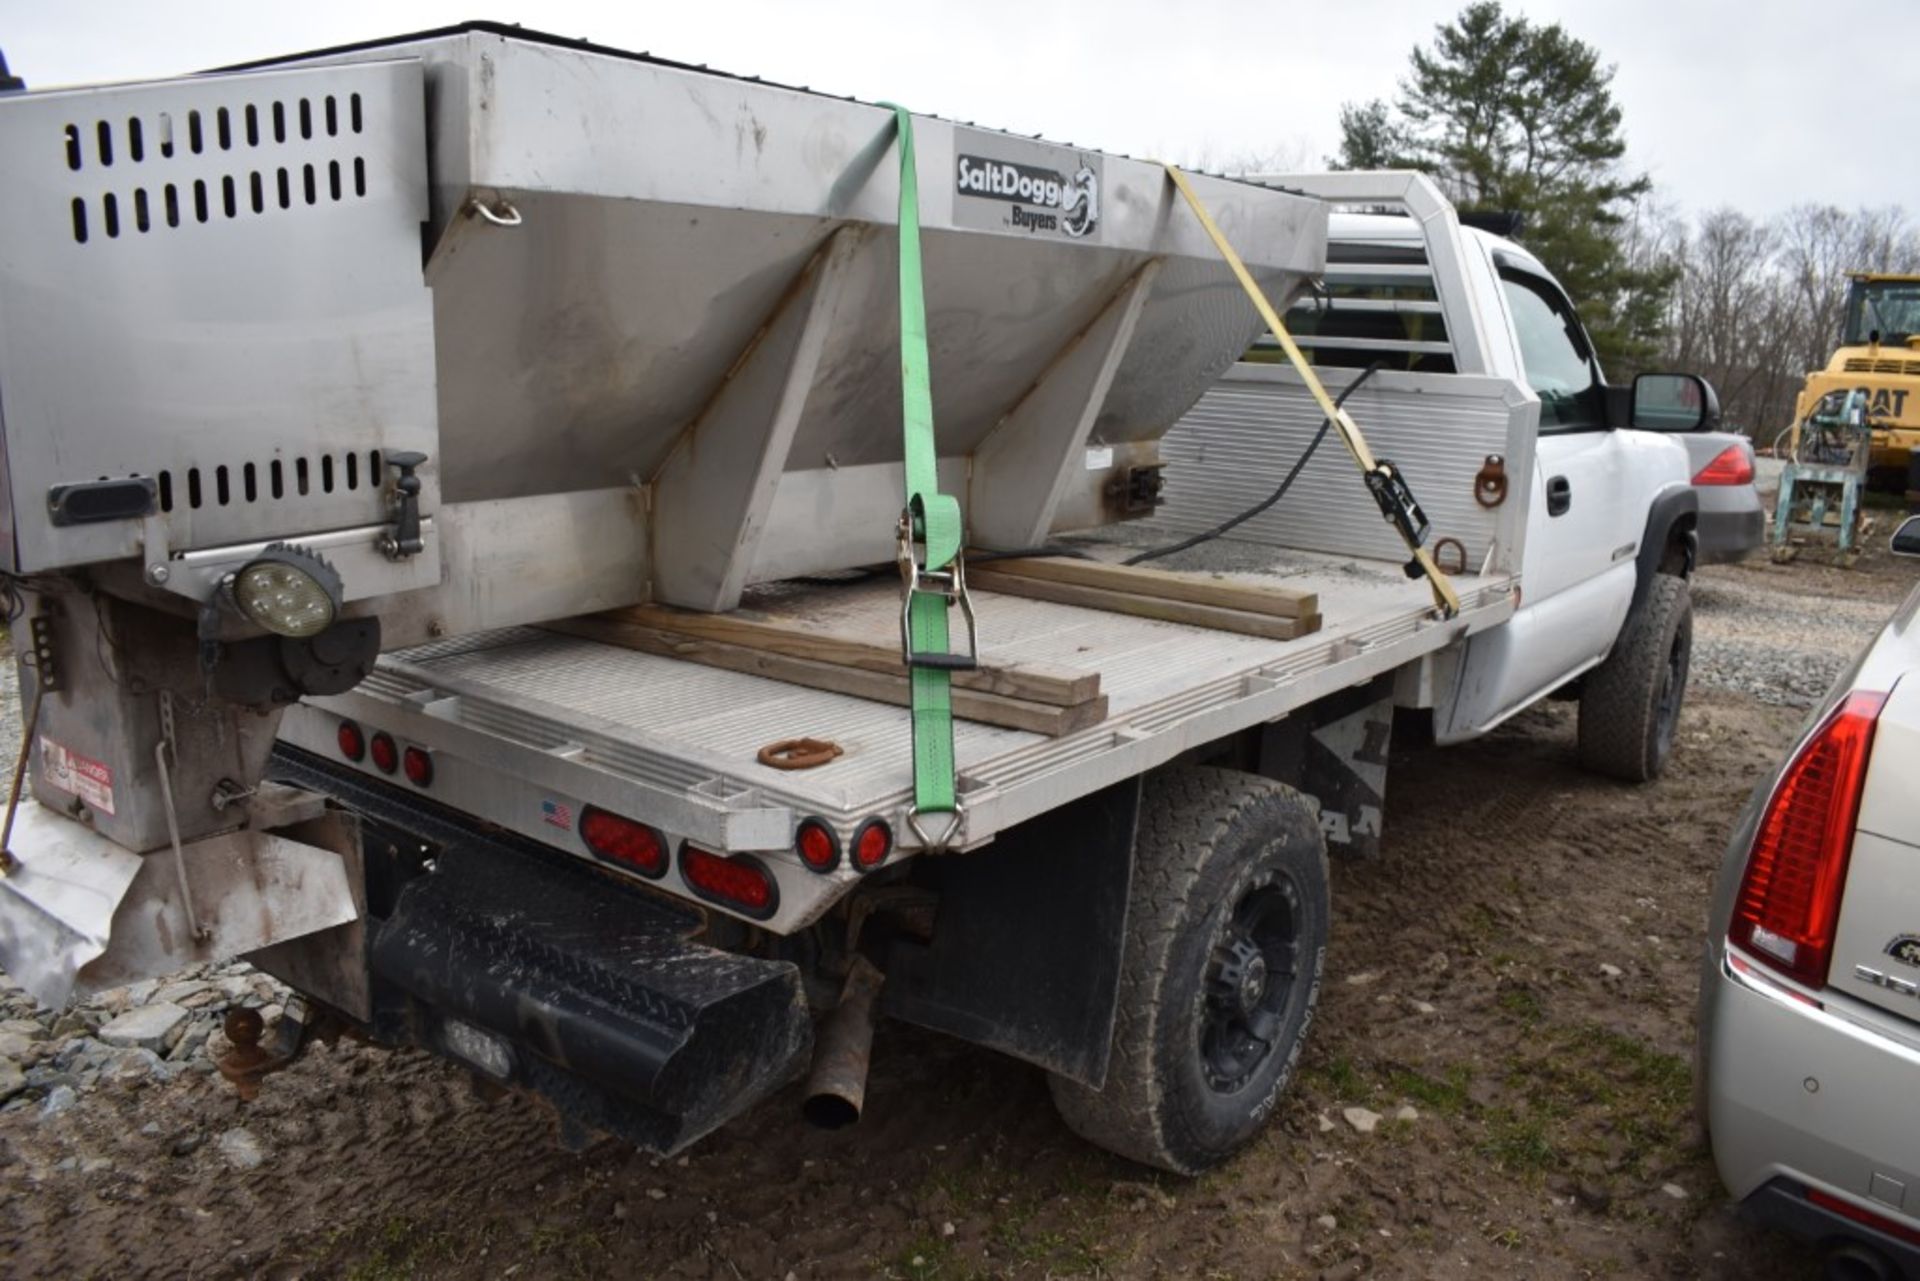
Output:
[1161, 164, 1462, 619]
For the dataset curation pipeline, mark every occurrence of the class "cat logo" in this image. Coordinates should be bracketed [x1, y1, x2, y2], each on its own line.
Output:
[1853, 386, 1912, 420]
[1885, 934, 1920, 969]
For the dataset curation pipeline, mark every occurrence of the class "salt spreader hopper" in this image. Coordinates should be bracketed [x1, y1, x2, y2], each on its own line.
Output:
[0, 25, 1327, 1003]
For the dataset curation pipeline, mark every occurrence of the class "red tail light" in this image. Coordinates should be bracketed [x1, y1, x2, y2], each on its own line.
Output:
[679, 846, 778, 919]
[851, 818, 893, 871]
[1807, 1187, 1920, 1247]
[1692, 443, 1754, 486]
[369, 732, 399, 775]
[337, 720, 365, 762]
[1729, 690, 1886, 986]
[796, 819, 840, 873]
[402, 746, 433, 788]
[580, 807, 666, 878]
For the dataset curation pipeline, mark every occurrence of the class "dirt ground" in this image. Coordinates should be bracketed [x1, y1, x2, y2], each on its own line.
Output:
[1, 545, 1914, 1281]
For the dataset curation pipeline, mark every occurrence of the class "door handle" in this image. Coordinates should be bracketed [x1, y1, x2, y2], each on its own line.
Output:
[1546, 475, 1571, 516]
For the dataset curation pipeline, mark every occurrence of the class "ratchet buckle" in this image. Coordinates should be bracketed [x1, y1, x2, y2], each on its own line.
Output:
[896, 510, 979, 672]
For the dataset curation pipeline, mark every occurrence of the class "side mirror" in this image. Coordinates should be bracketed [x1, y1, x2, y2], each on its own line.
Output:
[1630, 373, 1722, 432]
[1892, 515, 1920, 558]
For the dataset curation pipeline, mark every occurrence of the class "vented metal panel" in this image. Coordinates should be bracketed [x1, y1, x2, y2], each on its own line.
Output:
[1154, 366, 1537, 574]
[0, 59, 438, 572]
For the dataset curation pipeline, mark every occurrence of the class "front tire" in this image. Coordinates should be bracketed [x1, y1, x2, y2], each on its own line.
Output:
[1049, 767, 1328, 1175]
[1577, 574, 1692, 782]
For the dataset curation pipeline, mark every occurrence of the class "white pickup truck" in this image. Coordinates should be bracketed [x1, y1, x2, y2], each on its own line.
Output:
[0, 27, 1715, 1177]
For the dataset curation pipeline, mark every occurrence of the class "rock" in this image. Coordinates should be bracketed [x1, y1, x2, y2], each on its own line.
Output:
[171, 1132, 204, 1157]
[0, 1019, 46, 1042]
[39, 1084, 76, 1118]
[166, 1023, 210, 1063]
[1661, 1182, 1688, 1200]
[98, 1002, 189, 1052]
[1345, 971, 1381, 986]
[1573, 1182, 1611, 1213]
[217, 1127, 265, 1171]
[104, 1047, 167, 1083]
[0, 1058, 23, 1103]
[1342, 1107, 1382, 1135]
[941, 1222, 955, 1238]
[151, 981, 211, 1007]
[25, 1067, 78, 1092]
[646, 1187, 667, 1201]
[610, 1202, 628, 1221]
[49, 1012, 90, 1040]
[1316, 1213, 1339, 1231]
[1316, 1112, 1336, 1133]
[1319, 1258, 1371, 1281]
[1598, 963, 1624, 979]
[1394, 1105, 1420, 1123]
[1409, 1000, 1437, 1015]
[0, 1032, 34, 1063]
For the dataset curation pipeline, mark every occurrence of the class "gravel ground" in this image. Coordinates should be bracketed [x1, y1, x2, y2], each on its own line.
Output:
[1691, 533, 1915, 708]
[0, 538, 1912, 1278]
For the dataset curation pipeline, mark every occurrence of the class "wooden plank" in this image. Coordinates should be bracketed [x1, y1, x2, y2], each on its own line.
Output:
[546, 617, 1109, 738]
[973, 555, 1318, 619]
[967, 569, 1321, 641]
[609, 603, 1100, 708]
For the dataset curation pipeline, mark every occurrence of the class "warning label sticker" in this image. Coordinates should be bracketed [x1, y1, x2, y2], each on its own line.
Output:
[38, 736, 115, 815]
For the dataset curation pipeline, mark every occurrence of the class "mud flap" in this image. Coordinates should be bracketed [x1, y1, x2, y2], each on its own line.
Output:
[1260, 678, 1393, 859]
[880, 778, 1139, 1088]
[0, 797, 359, 1009]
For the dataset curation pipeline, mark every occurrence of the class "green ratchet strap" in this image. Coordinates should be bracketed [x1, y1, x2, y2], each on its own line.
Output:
[882, 103, 976, 850]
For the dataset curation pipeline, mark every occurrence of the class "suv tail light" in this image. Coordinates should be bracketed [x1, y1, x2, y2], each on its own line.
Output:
[1692, 443, 1754, 486]
[1729, 690, 1886, 987]
[679, 846, 778, 919]
[580, 807, 667, 878]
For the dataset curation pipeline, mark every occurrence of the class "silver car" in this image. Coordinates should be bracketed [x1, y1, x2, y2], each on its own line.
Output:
[1698, 516, 1920, 1278]
[1683, 430, 1765, 564]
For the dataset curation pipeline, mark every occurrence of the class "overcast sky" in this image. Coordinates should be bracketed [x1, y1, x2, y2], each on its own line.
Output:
[3, 0, 1915, 220]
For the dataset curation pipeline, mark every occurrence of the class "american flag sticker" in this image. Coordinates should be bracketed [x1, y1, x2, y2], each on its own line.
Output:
[541, 799, 573, 830]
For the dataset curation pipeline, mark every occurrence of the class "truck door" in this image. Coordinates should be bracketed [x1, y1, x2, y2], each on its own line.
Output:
[1439, 266, 1641, 739]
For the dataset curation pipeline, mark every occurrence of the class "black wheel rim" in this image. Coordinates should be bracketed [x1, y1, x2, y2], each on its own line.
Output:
[1199, 870, 1304, 1093]
[1654, 627, 1687, 760]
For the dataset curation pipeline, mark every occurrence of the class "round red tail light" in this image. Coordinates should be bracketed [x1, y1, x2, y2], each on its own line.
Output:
[851, 819, 893, 871]
[679, 846, 778, 919]
[796, 819, 840, 873]
[369, 732, 399, 774]
[337, 720, 365, 762]
[579, 807, 667, 878]
[402, 746, 433, 788]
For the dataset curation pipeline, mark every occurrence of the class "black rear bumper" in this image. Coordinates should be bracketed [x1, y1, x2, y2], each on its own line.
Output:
[1743, 1178, 1920, 1279]
[270, 746, 812, 1153]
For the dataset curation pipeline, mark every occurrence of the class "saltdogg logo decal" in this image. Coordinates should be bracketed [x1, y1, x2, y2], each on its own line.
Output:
[956, 153, 1099, 238]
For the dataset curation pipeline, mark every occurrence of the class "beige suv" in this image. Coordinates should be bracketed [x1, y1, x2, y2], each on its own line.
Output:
[1698, 517, 1920, 1279]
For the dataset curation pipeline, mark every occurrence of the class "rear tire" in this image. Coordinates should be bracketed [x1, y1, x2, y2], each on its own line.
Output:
[1049, 766, 1328, 1174]
[1577, 574, 1692, 782]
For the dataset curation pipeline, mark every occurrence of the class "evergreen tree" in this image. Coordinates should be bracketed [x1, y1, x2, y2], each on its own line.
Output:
[1333, 2, 1672, 369]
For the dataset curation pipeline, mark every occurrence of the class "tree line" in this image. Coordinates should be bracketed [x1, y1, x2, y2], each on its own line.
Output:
[1329, 1, 1917, 440]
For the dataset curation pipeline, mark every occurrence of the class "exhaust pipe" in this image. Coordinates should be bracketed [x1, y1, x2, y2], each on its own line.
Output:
[802, 955, 885, 1130]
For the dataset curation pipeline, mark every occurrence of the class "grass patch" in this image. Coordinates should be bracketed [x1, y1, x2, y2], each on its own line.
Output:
[1480, 1107, 1557, 1172]
[1388, 1065, 1472, 1116]
[343, 1216, 460, 1281]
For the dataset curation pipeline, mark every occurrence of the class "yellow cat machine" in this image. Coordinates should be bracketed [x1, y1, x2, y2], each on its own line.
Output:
[1788, 273, 1920, 503]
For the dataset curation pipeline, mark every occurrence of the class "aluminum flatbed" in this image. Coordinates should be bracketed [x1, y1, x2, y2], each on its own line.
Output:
[281, 536, 1516, 932]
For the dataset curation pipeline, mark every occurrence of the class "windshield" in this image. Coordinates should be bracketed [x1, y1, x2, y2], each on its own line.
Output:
[1843, 279, 1920, 344]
